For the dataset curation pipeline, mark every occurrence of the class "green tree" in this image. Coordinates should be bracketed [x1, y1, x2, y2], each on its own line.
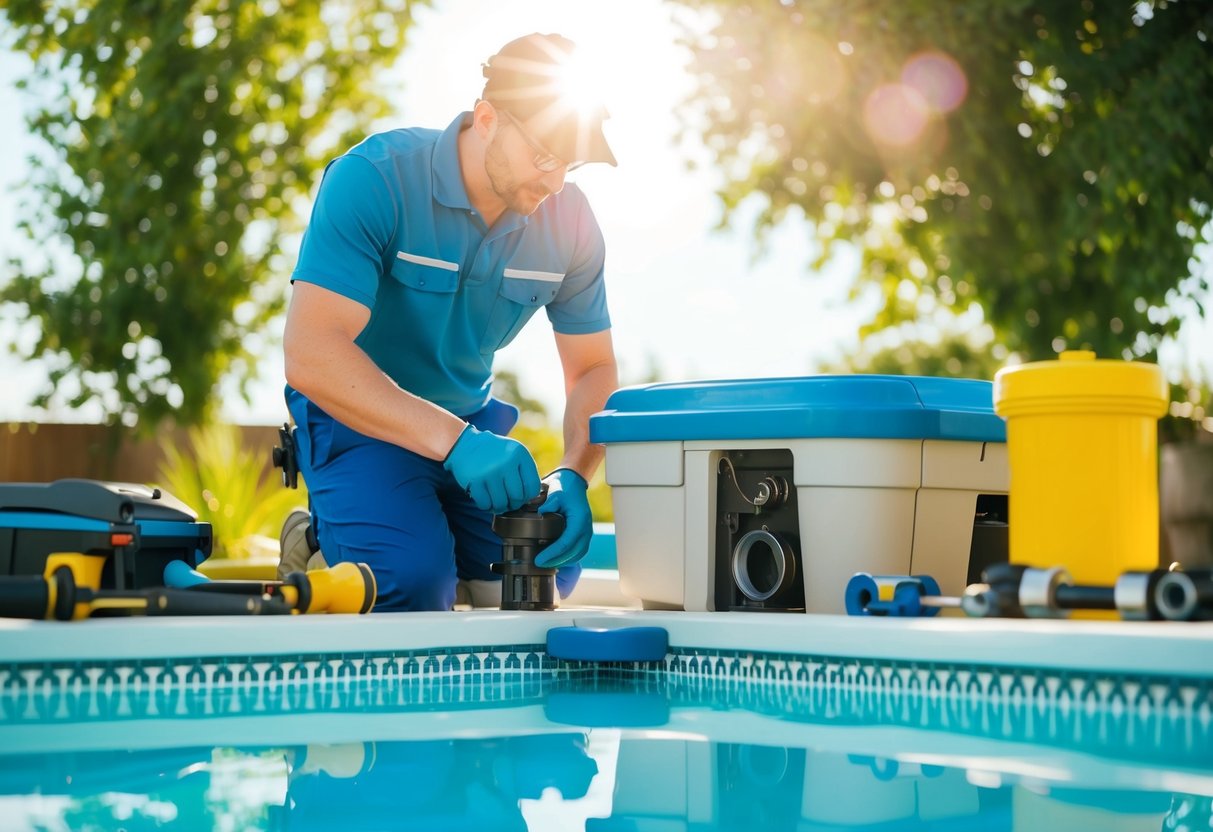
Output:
[821, 330, 1007, 380]
[1, 0, 426, 429]
[675, 0, 1212, 364]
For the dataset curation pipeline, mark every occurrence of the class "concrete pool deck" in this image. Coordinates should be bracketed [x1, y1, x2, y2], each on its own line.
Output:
[2, 606, 1211, 680]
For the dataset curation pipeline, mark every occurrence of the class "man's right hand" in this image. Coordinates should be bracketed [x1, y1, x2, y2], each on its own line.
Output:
[442, 425, 541, 514]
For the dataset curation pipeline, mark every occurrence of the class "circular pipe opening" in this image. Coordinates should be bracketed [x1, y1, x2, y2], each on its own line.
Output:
[1157, 574, 1196, 620]
[731, 530, 793, 602]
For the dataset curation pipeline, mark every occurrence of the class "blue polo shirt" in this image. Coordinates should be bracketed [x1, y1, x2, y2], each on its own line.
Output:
[290, 112, 611, 416]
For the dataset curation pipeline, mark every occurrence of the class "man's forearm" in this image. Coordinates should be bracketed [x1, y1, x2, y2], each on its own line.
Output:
[284, 283, 468, 460]
[286, 332, 465, 461]
[557, 362, 618, 480]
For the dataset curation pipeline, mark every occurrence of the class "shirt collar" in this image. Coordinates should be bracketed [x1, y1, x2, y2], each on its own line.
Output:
[431, 111, 529, 237]
[432, 112, 474, 211]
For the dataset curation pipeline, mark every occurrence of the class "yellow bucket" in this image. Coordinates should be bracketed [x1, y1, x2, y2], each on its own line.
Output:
[993, 351, 1168, 586]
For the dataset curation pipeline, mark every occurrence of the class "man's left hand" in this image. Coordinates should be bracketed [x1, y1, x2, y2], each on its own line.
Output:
[535, 468, 593, 569]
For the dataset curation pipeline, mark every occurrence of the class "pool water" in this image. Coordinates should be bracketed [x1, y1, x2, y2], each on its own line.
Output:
[2, 656, 1210, 832]
[7, 732, 1207, 831]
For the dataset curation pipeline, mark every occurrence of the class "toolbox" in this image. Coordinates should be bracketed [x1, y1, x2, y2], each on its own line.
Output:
[0, 479, 212, 590]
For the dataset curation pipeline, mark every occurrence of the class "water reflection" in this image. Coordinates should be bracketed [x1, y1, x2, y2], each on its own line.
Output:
[2, 735, 1209, 831]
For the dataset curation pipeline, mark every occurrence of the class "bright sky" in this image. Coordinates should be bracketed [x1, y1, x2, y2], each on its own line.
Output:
[0, 0, 1209, 425]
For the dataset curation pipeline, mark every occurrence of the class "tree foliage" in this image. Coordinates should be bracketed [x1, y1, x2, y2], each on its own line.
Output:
[674, 0, 1213, 363]
[1, 0, 425, 428]
[822, 331, 1008, 381]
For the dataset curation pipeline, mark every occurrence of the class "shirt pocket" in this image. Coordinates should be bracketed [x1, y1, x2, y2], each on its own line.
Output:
[390, 250, 460, 293]
[478, 271, 564, 355]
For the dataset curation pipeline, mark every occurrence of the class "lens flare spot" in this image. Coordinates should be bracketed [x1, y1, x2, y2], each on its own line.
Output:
[901, 51, 968, 113]
[554, 49, 607, 120]
[862, 83, 931, 147]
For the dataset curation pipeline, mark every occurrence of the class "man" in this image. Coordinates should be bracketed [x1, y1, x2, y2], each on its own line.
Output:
[281, 33, 619, 611]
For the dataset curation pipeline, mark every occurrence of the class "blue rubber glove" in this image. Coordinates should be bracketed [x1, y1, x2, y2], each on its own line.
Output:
[443, 425, 541, 514]
[535, 468, 593, 569]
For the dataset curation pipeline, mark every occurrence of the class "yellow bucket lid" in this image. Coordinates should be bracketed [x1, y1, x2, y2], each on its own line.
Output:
[994, 351, 1168, 417]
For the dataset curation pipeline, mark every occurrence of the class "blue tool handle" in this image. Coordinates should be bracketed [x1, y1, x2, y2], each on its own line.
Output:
[845, 573, 881, 615]
[844, 573, 942, 617]
[908, 574, 942, 617]
[887, 581, 924, 616]
[163, 559, 211, 588]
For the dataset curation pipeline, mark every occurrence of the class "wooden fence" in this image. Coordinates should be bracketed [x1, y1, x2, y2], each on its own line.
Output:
[0, 422, 282, 485]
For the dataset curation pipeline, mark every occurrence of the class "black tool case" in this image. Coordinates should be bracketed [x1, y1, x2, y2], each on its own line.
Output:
[0, 479, 212, 590]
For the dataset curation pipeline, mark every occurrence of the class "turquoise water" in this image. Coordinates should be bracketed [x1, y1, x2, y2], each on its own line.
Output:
[6, 731, 1209, 831]
[1, 649, 1210, 831]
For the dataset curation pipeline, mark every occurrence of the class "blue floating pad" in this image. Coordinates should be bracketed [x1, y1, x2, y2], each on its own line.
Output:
[546, 626, 669, 663]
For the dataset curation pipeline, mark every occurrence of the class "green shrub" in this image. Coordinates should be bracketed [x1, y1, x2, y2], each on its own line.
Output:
[158, 424, 307, 559]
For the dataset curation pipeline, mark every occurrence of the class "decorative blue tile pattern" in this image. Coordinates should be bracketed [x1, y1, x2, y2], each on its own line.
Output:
[2, 643, 1209, 767]
[0, 645, 560, 724]
[649, 648, 1213, 768]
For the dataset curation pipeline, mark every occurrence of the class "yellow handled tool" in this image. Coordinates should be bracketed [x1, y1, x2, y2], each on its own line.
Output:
[0, 554, 290, 620]
[0, 554, 375, 620]
[184, 562, 377, 614]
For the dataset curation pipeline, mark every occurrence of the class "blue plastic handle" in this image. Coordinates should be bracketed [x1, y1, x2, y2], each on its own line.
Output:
[845, 573, 942, 617]
[162, 559, 211, 588]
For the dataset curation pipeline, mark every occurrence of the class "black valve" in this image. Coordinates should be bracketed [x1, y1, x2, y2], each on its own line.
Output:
[490, 485, 565, 611]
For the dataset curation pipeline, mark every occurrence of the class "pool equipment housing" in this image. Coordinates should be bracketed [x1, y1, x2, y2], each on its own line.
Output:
[589, 376, 1009, 614]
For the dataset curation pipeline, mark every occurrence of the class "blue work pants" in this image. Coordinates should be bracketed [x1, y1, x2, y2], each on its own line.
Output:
[286, 389, 580, 611]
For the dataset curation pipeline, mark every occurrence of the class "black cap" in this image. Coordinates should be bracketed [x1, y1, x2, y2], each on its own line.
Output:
[482, 33, 617, 167]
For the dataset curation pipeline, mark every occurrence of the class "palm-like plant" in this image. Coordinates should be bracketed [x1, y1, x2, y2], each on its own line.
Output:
[158, 424, 307, 559]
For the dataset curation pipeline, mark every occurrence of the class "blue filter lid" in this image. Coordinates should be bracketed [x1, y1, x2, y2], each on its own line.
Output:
[588, 375, 1006, 444]
[547, 626, 670, 663]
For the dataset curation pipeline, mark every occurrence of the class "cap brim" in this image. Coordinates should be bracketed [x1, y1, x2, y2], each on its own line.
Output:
[580, 127, 618, 167]
[533, 115, 617, 168]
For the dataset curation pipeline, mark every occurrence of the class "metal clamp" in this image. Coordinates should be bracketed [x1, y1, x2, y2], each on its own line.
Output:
[1018, 567, 1070, 618]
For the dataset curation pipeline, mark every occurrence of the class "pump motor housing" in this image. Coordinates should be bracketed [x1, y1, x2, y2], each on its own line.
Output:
[589, 375, 1009, 614]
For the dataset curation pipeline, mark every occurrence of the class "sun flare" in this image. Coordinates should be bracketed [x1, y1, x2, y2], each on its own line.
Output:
[552, 50, 607, 119]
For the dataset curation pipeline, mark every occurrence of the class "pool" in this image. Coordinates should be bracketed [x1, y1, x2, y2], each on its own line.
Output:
[2, 611, 1211, 830]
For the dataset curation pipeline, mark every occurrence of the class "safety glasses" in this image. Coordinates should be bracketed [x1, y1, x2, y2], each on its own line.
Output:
[499, 110, 584, 173]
